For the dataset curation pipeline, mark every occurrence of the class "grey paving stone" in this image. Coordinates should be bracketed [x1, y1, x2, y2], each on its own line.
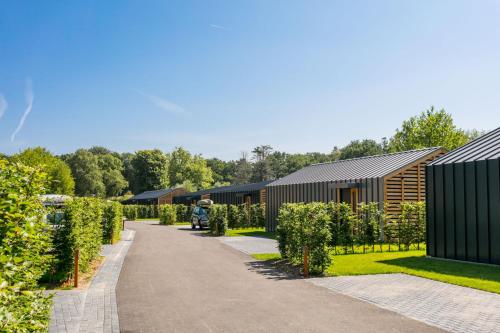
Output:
[309, 273, 500, 333]
[49, 229, 135, 333]
[219, 235, 278, 254]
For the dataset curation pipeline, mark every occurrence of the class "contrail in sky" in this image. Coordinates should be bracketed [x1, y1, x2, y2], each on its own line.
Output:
[0, 95, 6, 121]
[136, 90, 190, 116]
[11, 78, 34, 142]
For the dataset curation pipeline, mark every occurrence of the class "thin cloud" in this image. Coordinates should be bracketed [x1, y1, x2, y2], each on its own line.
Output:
[137, 90, 189, 116]
[210, 24, 227, 30]
[0, 94, 6, 120]
[11, 78, 34, 142]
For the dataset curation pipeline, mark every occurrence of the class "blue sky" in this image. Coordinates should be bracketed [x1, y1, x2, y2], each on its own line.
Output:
[1, 1, 499, 160]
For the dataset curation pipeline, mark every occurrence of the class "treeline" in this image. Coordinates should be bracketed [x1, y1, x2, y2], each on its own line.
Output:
[4, 107, 482, 198]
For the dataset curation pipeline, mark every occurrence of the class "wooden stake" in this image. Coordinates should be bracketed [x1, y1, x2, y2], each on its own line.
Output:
[74, 249, 79, 288]
[303, 246, 309, 278]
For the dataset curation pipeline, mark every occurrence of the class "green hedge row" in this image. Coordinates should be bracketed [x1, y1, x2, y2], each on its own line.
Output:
[0, 159, 53, 332]
[159, 205, 177, 225]
[122, 204, 159, 220]
[277, 201, 427, 274]
[209, 205, 228, 236]
[52, 197, 104, 281]
[227, 204, 265, 229]
[102, 201, 123, 244]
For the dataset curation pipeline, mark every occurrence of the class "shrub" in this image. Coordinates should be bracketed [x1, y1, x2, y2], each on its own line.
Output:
[227, 205, 239, 228]
[237, 204, 249, 228]
[159, 205, 177, 225]
[174, 204, 193, 222]
[52, 197, 103, 281]
[277, 203, 331, 274]
[0, 159, 53, 331]
[326, 202, 355, 254]
[398, 201, 426, 250]
[102, 201, 123, 244]
[249, 204, 266, 228]
[209, 204, 227, 236]
[122, 205, 138, 220]
[358, 202, 383, 252]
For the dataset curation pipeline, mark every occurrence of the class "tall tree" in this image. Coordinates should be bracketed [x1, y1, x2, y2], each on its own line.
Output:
[233, 153, 253, 185]
[11, 147, 75, 195]
[168, 147, 192, 187]
[131, 150, 169, 193]
[187, 155, 214, 189]
[339, 139, 383, 160]
[206, 158, 236, 185]
[97, 154, 128, 197]
[120, 152, 136, 193]
[388, 107, 472, 152]
[251, 145, 273, 182]
[168, 147, 213, 190]
[88, 146, 128, 197]
[65, 149, 105, 197]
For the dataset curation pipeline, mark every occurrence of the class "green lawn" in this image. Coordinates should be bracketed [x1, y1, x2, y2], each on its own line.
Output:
[328, 250, 500, 294]
[251, 250, 500, 294]
[251, 253, 281, 261]
[225, 227, 276, 239]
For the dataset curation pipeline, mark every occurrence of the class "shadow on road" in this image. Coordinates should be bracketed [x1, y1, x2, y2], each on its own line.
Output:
[245, 260, 302, 281]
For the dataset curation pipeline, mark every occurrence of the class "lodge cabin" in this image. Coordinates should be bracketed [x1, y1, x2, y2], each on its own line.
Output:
[122, 188, 186, 205]
[265, 147, 446, 232]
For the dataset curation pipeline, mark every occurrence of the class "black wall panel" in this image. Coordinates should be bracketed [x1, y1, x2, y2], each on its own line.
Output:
[427, 158, 500, 265]
[454, 163, 466, 260]
[444, 163, 456, 259]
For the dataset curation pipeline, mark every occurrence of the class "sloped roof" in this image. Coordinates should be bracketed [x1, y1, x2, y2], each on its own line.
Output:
[268, 147, 442, 186]
[209, 180, 274, 194]
[429, 127, 500, 165]
[176, 180, 273, 198]
[131, 188, 176, 200]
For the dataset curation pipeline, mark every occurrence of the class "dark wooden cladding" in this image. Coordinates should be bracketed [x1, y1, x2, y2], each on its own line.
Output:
[209, 189, 263, 205]
[426, 158, 500, 265]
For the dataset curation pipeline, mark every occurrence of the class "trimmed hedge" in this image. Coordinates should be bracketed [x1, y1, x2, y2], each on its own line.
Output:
[209, 204, 228, 236]
[398, 201, 426, 250]
[122, 204, 158, 220]
[0, 159, 53, 332]
[277, 203, 331, 274]
[52, 197, 103, 281]
[122, 205, 138, 220]
[102, 201, 123, 244]
[226, 204, 266, 229]
[174, 204, 193, 222]
[159, 205, 177, 225]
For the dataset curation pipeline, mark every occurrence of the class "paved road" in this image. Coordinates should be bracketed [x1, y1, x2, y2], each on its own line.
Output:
[116, 222, 443, 333]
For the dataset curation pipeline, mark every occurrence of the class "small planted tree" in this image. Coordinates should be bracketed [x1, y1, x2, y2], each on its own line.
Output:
[159, 205, 177, 225]
[277, 203, 331, 274]
[227, 205, 240, 229]
[209, 204, 228, 236]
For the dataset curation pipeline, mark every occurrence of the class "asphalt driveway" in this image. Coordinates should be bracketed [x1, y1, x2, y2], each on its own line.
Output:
[116, 222, 443, 333]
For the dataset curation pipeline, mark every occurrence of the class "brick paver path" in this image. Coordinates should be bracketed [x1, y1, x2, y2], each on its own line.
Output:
[49, 229, 135, 333]
[310, 273, 500, 333]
